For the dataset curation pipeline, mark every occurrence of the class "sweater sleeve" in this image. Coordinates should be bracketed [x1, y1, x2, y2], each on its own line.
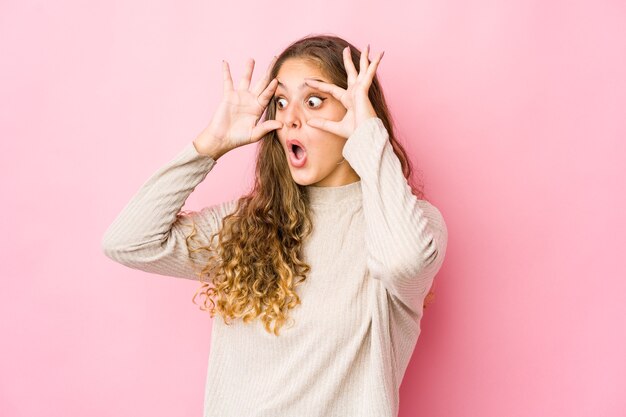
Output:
[101, 142, 238, 281]
[342, 117, 448, 311]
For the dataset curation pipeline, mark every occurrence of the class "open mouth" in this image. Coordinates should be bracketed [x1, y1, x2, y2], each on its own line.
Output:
[287, 139, 307, 167]
[291, 143, 305, 160]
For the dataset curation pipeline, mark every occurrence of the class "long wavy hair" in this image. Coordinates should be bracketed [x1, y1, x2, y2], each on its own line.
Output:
[184, 34, 436, 336]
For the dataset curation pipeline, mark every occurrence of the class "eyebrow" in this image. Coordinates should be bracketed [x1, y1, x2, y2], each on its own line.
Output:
[276, 78, 326, 91]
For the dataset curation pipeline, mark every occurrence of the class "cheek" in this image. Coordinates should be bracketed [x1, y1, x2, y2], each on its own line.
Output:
[310, 138, 346, 162]
[325, 102, 348, 120]
[275, 132, 286, 148]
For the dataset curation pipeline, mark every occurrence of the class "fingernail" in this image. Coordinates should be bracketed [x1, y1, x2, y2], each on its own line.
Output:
[381, 50, 385, 58]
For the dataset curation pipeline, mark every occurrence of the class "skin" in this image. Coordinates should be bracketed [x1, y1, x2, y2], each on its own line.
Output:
[275, 45, 384, 187]
[274, 58, 358, 187]
[193, 44, 384, 188]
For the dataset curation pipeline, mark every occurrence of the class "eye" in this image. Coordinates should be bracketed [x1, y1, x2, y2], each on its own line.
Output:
[274, 95, 326, 110]
[275, 97, 287, 109]
[306, 96, 325, 108]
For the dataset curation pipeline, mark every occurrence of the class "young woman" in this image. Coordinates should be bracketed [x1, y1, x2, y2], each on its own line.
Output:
[102, 34, 448, 417]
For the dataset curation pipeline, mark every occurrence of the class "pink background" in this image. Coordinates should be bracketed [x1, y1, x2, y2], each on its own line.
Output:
[1, 0, 625, 416]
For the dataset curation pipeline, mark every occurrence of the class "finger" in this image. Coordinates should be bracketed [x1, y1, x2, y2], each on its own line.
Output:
[365, 50, 384, 83]
[238, 57, 255, 91]
[223, 60, 234, 93]
[359, 44, 370, 78]
[303, 78, 346, 102]
[343, 46, 358, 84]
[251, 119, 283, 142]
[252, 56, 277, 97]
[257, 78, 278, 108]
[307, 117, 343, 137]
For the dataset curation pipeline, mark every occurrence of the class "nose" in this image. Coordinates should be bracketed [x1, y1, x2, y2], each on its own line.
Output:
[281, 103, 303, 129]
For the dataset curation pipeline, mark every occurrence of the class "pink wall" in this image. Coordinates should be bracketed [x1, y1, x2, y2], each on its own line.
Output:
[1, 0, 624, 416]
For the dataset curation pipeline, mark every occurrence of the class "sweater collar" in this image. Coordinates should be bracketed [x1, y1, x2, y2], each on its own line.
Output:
[305, 180, 362, 206]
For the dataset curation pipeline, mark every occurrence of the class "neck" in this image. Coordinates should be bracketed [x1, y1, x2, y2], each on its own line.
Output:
[305, 180, 362, 206]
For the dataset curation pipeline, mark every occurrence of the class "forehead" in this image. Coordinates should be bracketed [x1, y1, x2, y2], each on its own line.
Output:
[275, 58, 329, 86]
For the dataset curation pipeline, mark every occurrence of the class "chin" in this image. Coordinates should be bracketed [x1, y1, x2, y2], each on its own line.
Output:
[289, 170, 323, 187]
[291, 176, 316, 187]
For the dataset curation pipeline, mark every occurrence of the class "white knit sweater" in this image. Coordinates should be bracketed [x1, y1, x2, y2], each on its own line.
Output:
[101, 117, 448, 417]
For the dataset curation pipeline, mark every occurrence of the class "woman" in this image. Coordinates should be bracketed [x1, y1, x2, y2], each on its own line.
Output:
[102, 34, 448, 417]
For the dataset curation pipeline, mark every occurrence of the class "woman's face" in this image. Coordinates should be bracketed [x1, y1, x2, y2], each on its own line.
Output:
[274, 58, 360, 187]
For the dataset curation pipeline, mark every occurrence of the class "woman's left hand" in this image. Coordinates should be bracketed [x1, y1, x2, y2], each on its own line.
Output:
[303, 44, 384, 139]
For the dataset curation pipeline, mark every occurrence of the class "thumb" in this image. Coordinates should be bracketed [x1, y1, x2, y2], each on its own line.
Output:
[251, 120, 284, 142]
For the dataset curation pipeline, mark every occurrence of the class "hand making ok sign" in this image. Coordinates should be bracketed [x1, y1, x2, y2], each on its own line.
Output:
[302, 44, 385, 139]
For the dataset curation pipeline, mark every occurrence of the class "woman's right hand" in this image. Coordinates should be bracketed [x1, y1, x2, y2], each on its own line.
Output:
[193, 56, 283, 159]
